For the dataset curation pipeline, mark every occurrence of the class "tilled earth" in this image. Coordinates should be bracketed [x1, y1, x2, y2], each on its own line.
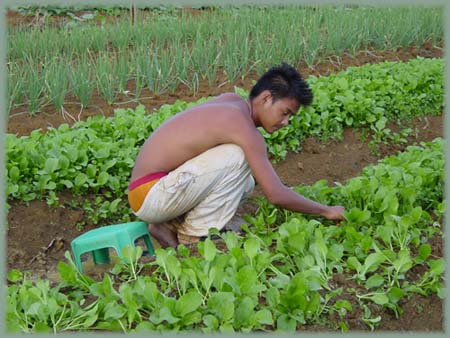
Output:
[5, 37, 444, 332]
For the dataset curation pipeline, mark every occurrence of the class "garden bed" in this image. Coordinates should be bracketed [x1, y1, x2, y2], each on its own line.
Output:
[5, 6, 445, 333]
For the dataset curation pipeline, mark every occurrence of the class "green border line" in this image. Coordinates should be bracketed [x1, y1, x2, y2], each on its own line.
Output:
[443, 1, 449, 335]
[0, 0, 5, 336]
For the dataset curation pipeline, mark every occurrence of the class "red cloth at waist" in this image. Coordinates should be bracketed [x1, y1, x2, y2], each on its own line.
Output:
[128, 171, 168, 191]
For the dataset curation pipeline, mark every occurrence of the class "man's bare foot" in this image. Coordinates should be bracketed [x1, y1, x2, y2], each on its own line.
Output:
[149, 224, 178, 248]
[177, 233, 202, 245]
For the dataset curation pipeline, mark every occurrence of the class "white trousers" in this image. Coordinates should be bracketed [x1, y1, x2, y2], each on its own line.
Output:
[135, 144, 255, 237]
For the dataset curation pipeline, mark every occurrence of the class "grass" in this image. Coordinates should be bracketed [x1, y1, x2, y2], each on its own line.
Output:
[7, 63, 25, 114]
[94, 53, 117, 105]
[69, 55, 94, 109]
[44, 57, 69, 111]
[24, 58, 44, 114]
[115, 52, 130, 93]
[6, 5, 444, 115]
[132, 52, 146, 100]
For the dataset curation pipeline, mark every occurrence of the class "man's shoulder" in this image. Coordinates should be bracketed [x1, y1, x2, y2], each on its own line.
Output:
[212, 92, 245, 103]
[201, 94, 247, 116]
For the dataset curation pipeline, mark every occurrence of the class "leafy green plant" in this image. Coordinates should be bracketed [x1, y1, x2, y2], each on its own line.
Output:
[111, 246, 145, 282]
[239, 57, 444, 162]
[4, 48, 446, 332]
[6, 136, 445, 332]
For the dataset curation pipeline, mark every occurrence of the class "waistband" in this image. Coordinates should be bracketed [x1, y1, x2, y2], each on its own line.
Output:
[128, 171, 168, 191]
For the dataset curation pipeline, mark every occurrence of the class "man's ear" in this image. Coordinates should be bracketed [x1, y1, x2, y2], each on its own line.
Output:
[260, 90, 273, 104]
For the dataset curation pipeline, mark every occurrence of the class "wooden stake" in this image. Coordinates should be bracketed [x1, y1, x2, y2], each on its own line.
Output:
[131, 4, 138, 25]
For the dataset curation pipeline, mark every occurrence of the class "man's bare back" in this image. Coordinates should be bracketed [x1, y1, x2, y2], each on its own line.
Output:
[131, 89, 344, 220]
[129, 63, 345, 249]
[130, 93, 254, 182]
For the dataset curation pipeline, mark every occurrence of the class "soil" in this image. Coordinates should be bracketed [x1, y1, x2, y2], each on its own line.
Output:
[5, 11, 445, 331]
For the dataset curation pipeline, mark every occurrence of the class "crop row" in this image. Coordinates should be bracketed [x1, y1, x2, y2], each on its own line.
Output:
[6, 137, 444, 332]
[7, 6, 443, 114]
[6, 57, 444, 213]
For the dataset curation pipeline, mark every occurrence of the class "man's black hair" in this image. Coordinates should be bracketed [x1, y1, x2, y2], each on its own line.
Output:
[249, 63, 313, 106]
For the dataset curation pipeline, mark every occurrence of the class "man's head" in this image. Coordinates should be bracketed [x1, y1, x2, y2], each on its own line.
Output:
[249, 63, 313, 133]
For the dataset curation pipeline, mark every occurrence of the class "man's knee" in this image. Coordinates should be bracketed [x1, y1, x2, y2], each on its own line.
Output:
[246, 174, 255, 192]
[241, 174, 255, 203]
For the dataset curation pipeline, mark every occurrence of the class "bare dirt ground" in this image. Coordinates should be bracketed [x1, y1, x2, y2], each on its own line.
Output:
[5, 12, 444, 331]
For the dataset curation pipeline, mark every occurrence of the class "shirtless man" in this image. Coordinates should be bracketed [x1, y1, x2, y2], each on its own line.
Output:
[128, 63, 345, 248]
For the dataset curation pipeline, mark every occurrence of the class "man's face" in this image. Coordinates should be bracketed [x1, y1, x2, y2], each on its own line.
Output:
[261, 96, 300, 133]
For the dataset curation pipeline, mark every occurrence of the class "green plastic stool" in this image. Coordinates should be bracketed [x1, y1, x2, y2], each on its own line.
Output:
[70, 221, 154, 272]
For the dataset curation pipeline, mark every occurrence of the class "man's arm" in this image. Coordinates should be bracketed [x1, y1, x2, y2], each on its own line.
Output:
[237, 127, 345, 221]
[265, 185, 345, 220]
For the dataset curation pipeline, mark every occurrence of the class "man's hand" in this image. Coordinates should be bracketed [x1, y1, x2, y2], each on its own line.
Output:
[321, 205, 346, 222]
